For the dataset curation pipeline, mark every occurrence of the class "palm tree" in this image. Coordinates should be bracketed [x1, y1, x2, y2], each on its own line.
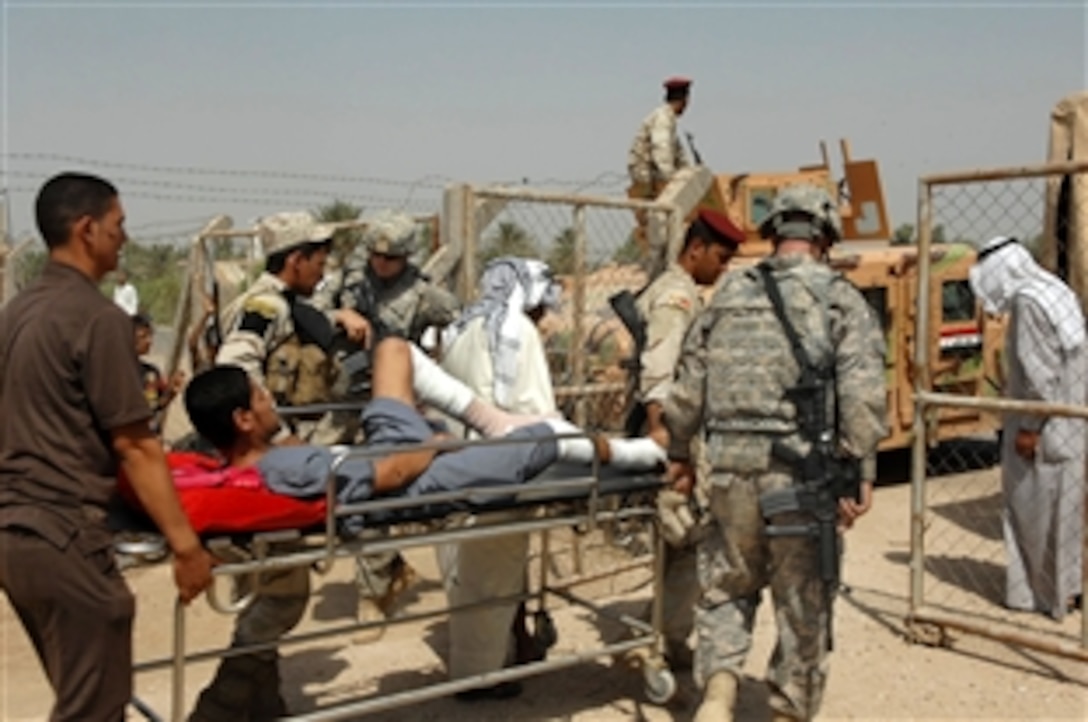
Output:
[547, 227, 577, 275]
[480, 221, 539, 267]
[313, 199, 364, 265]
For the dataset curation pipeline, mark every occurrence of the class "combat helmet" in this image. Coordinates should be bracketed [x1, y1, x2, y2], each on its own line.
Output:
[364, 210, 418, 257]
[758, 183, 843, 244]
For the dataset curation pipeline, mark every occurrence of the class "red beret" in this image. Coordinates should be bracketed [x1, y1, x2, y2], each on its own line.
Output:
[696, 209, 745, 246]
[663, 76, 692, 91]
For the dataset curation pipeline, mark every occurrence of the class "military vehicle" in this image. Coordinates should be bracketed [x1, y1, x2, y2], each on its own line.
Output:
[687, 140, 1004, 451]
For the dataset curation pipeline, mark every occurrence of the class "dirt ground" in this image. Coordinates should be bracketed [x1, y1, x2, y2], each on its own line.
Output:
[2, 456, 1086, 721]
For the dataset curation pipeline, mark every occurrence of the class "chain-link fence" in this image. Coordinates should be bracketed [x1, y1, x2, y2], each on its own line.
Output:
[458, 185, 679, 429]
[908, 160, 1088, 661]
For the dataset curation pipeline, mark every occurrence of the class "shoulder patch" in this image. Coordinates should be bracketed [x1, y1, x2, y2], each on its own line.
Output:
[237, 294, 283, 337]
[660, 291, 694, 312]
[242, 295, 282, 319]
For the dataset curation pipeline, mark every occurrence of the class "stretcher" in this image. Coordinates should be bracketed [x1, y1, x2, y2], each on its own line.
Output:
[117, 429, 677, 721]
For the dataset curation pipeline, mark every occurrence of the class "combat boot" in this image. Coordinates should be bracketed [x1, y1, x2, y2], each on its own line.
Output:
[249, 654, 289, 722]
[693, 672, 738, 722]
[187, 656, 261, 722]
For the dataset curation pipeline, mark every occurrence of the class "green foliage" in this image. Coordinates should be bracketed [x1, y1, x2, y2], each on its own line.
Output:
[313, 199, 364, 265]
[547, 227, 576, 275]
[479, 222, 540, 268]
[891, 223, 914, 245]
[110, 242, 189, 324]
[611, 232, 643, 265]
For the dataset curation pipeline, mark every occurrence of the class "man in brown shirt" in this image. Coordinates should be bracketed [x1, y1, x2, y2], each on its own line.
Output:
[0, 172, 215, 722]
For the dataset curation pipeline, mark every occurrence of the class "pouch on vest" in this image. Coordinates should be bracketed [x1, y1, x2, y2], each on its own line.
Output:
[700, 267, 832, 472]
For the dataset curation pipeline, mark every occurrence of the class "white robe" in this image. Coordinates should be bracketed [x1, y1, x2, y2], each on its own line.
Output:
[435, 314, 557, 679]
[1001, 294, 1086, 619]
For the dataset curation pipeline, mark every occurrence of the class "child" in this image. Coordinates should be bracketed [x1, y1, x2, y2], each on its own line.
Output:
[133, 313, 184, 433]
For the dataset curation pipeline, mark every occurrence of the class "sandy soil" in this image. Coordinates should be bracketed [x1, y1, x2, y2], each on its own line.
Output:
[2, 455, 1086, 722]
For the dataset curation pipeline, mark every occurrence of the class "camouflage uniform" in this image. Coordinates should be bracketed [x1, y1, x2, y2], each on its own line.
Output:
[626, 102, 690, 268]
[312, 211, 457, 611]
[194, 211, 337, 722]
[313, 210, 460, 344]
[634, 262, 702, 659]
[627, 104, 689, 189]
[664, 186, 886, 722]
[218, 272, 342, 445]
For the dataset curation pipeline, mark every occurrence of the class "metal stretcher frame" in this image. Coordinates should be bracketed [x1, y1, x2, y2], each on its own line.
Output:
[125, 429, 677, 721]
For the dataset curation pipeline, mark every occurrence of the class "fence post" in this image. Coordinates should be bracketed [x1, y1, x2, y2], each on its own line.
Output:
[571, 203, 588, 427]
[909, 178, 934, 614]
[459, 186, 477, 303]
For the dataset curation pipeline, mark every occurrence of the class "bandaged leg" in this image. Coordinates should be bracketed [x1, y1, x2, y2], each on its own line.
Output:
[544, 419, 666, 471]
[408, 343, 552, 437]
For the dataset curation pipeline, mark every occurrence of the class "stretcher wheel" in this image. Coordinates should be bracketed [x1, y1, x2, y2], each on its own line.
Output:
[533, 610, 558, 649]
[643, 664, 676, 705]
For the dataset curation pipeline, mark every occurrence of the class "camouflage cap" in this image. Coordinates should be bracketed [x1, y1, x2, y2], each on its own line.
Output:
[257, 211, 336, 257]
[364, 210, 417, 257]
[758, 183, 843, 243]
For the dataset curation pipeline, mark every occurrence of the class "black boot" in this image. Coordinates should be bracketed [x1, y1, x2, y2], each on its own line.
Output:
[187, 656, 262, 722]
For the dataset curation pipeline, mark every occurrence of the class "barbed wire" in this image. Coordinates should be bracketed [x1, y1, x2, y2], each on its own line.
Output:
[2, 152, 455, 189]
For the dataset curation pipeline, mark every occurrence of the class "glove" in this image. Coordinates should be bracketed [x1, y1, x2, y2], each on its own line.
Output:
[657, 489, 696, 547]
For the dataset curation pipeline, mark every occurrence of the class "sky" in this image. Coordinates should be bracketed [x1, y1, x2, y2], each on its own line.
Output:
[1, 0, 1085, 248]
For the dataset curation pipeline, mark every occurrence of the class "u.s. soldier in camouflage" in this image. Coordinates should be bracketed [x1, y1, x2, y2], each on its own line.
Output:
[663, 184, 887, 722]
[194, 211, 371, 722]
[310, 211, 459, 623]
[312, 209, 460, 345]
[628, 208, 745, 670]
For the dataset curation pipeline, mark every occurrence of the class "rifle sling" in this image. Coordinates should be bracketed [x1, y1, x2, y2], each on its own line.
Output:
[757, 264, 815, 374]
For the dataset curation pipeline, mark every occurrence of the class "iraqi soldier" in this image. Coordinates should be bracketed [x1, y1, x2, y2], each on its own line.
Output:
[191, 211, 369, 722]
[631, 208, 745, 670]
[611, 208, 744, 672]
[663, 184, 887, 722]
[626, 76, 694, 264]
[627, 76, 692, 195]
[313, 209, 461, 345]
[217, 211, 370, 443]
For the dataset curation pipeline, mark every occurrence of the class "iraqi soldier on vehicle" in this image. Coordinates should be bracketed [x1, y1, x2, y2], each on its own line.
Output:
[626, 77, 694, 265]
[313, 209, 461, 346]
[612, 208, 745, 670]
[627, 76, 692, 196]
[663, 183, 887, 722]
[193, 210, 370, 722]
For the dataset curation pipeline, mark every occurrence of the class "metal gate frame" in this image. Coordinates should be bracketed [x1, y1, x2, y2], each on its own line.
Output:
[908, 158, 1088, 661]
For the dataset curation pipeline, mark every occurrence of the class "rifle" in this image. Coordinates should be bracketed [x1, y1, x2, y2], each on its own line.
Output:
[684, 131, 704, 166]
[755, 264, 861, 652]
[608, 289, 649, 437]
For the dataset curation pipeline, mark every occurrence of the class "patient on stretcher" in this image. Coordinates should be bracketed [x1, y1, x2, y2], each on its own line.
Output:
[128, 337, 666, 535]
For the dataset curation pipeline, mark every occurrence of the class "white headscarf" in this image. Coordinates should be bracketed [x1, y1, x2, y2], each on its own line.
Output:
[442, 257, 562, 407]
[968, 236, 1085, 351]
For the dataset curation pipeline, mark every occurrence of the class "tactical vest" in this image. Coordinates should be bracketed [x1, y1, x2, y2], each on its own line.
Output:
[699, 263, 837, 472]
[265, 301, 339, 409]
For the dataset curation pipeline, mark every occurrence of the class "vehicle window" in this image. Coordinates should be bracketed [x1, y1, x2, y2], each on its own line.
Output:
[942, 280, 976, 322]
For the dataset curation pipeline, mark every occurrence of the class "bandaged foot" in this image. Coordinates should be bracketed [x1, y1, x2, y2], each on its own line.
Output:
[545, 420, 666, 471]
[461, 399, 556, 438]
[408, 344, 553, 437]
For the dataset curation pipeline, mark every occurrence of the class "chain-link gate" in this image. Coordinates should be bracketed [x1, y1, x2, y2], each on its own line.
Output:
[457, 185, 679, 430]
[908, 159, 1088, 662]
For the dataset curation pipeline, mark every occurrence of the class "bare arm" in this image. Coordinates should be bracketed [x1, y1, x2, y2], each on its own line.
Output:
[112, 421, 214, 603]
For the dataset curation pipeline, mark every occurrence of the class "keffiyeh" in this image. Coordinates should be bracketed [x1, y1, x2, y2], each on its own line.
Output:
[969, 236, 1085, 351]
[442, 257, 562, 407]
